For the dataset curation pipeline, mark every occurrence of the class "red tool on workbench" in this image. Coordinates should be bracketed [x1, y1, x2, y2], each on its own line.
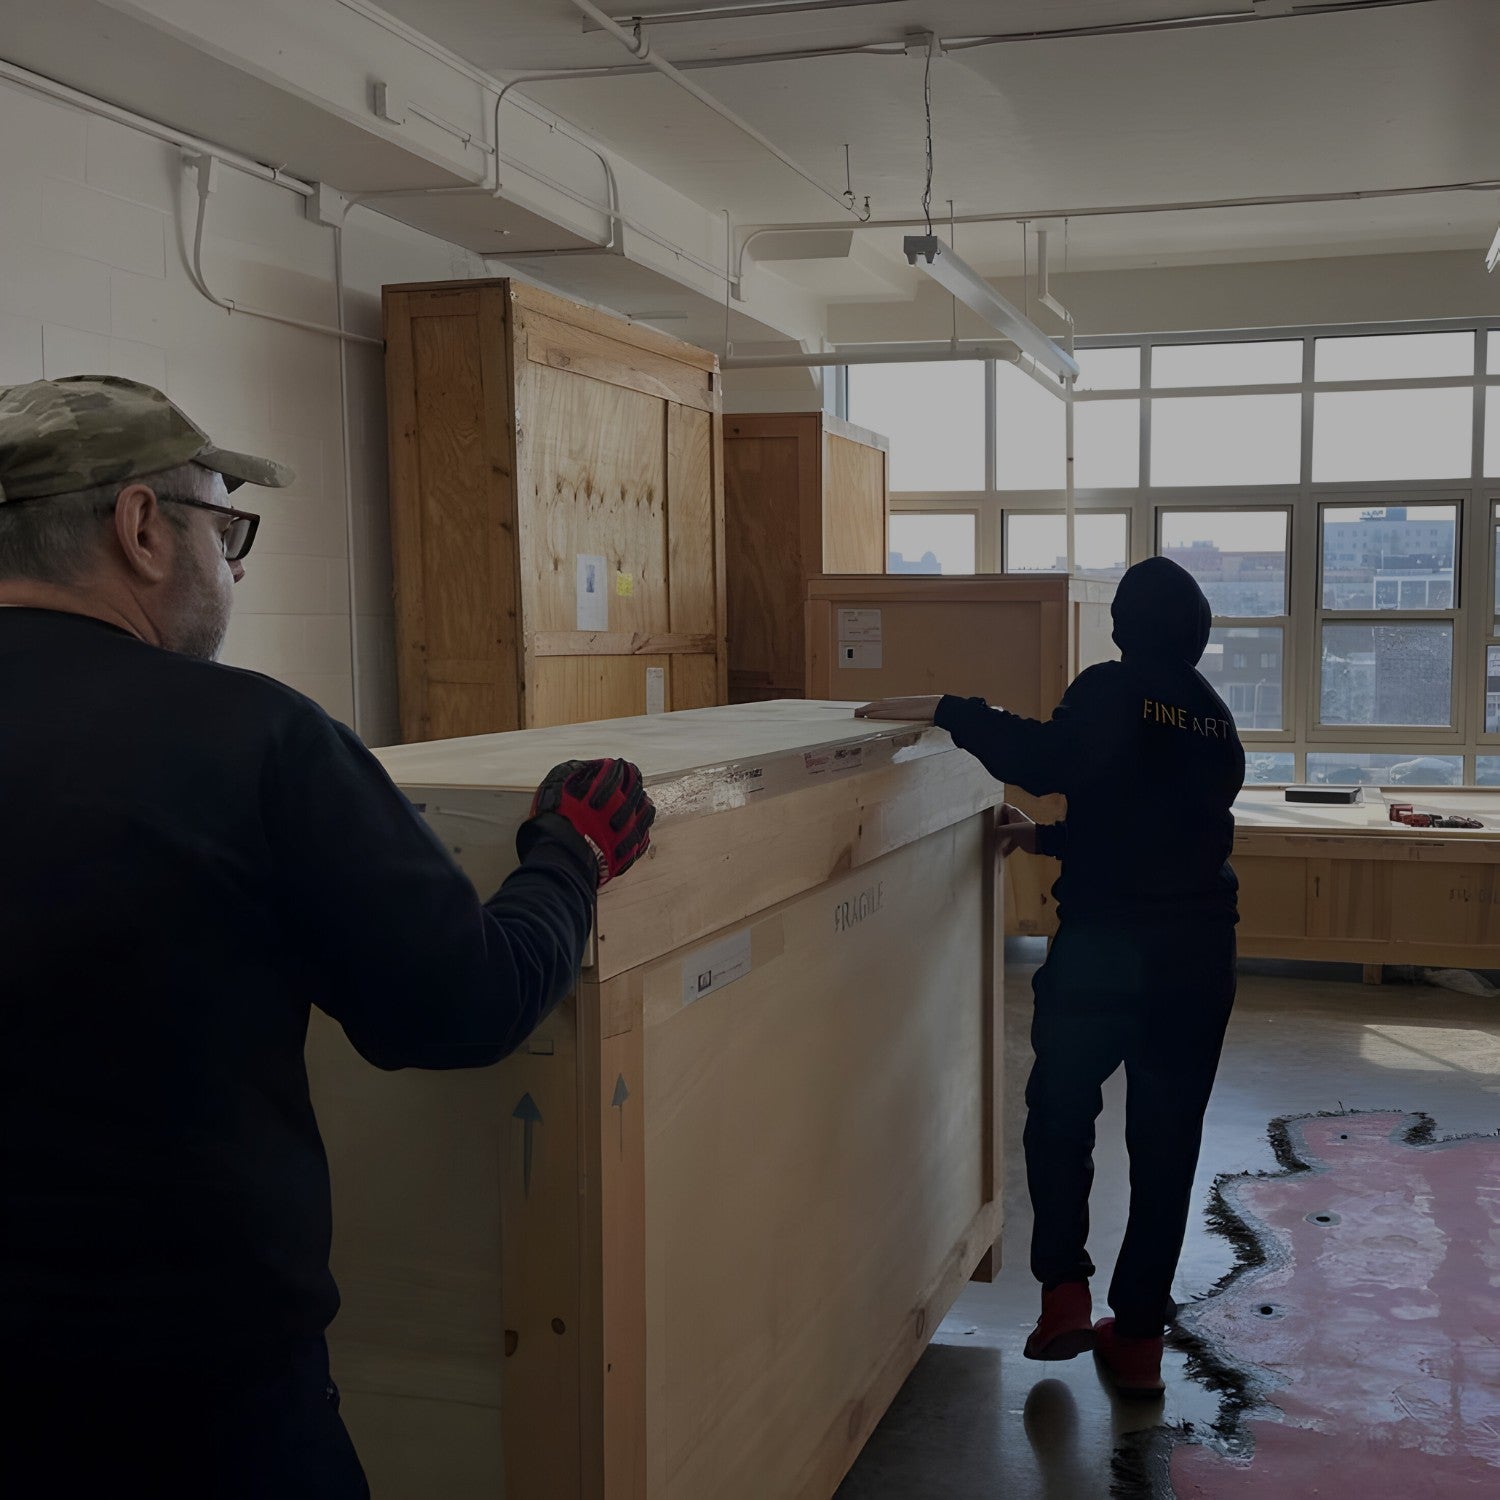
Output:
[1387, 802, 1483, 830]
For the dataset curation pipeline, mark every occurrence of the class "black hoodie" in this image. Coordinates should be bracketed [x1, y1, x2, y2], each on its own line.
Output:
[934, 558, 1245, 924]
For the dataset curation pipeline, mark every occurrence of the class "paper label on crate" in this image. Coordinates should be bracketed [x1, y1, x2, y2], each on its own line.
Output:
[645, 666, 665, 715]
[839, 642, 883, 669]
[838, 609, 882, 643]
[616, 571, 634, 598]
[682, 929, 752, 1007]
[576, 554, 608, 632]
[804, 744, 865, 779]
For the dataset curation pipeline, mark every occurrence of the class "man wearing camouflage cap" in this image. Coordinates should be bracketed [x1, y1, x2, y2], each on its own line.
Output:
[0, 378, 655, 1497]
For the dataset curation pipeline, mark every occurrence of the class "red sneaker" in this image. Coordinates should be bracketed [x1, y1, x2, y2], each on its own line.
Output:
[1092, 1317, 1165, 1397]
[1023, 1281, 1095, 1361]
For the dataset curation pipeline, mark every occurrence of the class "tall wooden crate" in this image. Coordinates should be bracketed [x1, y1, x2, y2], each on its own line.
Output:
[306, 702, 1004, 1499]
[805, 573, 1118, 938]
[723, 413, 888, 703]
[384, 279, 727, 741]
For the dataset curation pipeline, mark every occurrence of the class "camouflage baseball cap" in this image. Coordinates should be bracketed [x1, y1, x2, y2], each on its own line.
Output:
[0, 376, 294, 503]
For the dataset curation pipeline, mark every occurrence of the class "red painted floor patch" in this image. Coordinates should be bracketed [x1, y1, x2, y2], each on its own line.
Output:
[1165, 1112, 1500, 1498]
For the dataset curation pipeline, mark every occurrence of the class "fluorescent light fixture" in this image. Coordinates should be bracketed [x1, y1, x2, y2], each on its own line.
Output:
[904, 234, 1080, 381]
[1487, 223, 1500, 274]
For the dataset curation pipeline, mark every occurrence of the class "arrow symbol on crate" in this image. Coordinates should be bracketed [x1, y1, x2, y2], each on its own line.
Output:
[513, 1093, 542, 1197]
[611, 1074, 630, 1158]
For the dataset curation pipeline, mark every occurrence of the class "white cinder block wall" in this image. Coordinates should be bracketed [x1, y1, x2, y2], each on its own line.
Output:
[0, 78, 485, 748]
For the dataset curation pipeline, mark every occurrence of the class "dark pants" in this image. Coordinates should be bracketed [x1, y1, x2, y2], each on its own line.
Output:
[1, 1335, 369, 1499]
[1024, 918, 1236, 1338]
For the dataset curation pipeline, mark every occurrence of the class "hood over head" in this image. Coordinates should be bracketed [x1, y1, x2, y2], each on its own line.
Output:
[1111, 556, 1213, 665]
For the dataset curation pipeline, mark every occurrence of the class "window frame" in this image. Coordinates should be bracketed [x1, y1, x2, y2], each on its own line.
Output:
[1155, 502, 1293, 742]
[857, 318, 1500, 786]
[1311, 495, 1464, 742]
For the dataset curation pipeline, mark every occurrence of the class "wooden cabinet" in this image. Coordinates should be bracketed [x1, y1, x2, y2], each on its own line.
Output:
[383, 279, 727, 742]
[723, 413, 888, 703]
[805, 573, 1118, 938]
[306, 702, 1004, 1500]
[1233, 789, 1500, 968]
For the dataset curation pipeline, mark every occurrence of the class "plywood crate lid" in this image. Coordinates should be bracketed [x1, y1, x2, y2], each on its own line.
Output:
[375, 700, 954, 814]
[377, 703, 1001, 977]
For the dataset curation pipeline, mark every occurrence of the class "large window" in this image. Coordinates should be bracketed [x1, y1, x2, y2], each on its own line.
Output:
[1317, 503, 1458, 730]
[853, 319, 1500, 785]
[848, 362, 984, 492]
[1160, 510, 1289, 738]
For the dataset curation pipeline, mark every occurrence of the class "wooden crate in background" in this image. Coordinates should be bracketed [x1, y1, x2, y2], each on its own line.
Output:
[307, 702, 1004, 1500]
[723, 412, 888, 703]
[806, 573, 1118, 938]
[383, 279, 727, 741]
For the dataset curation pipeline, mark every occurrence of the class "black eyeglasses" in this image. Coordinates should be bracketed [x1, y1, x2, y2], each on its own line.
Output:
[157, 496, 261, 563]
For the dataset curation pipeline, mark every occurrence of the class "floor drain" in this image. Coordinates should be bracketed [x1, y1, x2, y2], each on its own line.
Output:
[1255, 1303, 1286, 1319]
[1306, 1211, 1341, 1226]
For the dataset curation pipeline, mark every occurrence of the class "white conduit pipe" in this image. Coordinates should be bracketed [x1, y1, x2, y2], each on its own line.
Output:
[188, 158, 383, 348]
[567, 0, 865, 222]
[0, 58, 314, 196]
[489, 77, 733, 283]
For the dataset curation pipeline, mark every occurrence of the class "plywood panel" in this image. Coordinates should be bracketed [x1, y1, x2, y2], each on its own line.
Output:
[666, 403, 717, 636]
[638, 823, 988, 1500]
[1233, 855, 1310, 942]
[1391, 862, 1500, 949]
[724, 429, 808, 701]
[821, 431, 886, 574]
[667, 653, 719, 712]
[529, 655, 672, 728]
[816, 600, 1046, 709]
[519, 363, 669, 637]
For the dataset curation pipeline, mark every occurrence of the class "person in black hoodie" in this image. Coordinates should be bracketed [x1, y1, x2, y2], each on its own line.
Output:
[856, 556, 1244, 1397]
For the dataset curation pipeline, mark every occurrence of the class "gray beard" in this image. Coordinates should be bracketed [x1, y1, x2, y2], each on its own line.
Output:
[167, 547, 233, 662]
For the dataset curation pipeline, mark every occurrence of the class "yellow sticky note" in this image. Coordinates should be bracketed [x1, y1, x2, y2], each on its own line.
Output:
[616, 572, 634, 598]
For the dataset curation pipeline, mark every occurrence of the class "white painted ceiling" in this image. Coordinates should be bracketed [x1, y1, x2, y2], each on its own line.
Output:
[380, 0, 1500, 271]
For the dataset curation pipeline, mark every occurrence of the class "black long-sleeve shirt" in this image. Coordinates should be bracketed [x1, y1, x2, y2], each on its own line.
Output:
[935, 651, 1245, 925]
[0, 608, 596, 1366]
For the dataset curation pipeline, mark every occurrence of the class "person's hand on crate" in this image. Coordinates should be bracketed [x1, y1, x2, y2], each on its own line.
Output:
[855, 695, 943, 723]
[525, 759, 656, 887]
[995, 803, 1038, 858]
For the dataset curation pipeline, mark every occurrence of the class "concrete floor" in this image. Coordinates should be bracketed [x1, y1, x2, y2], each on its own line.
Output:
[836, 940, 1500, 1500]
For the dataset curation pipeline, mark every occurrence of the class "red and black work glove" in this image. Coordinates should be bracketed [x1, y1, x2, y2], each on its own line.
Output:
[528, 758, 655, 887]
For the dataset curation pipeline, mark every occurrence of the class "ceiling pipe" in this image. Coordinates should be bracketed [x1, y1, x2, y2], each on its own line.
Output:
[733, 175, 1500, 287]
[567, 0, 866, 219]
[0, 58, 315, 197]
[723, 340, 1071, 400]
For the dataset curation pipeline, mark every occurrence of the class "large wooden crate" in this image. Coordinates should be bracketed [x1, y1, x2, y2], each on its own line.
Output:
[306, 702, 1004, 1499]
[805, 574, 1117, 937]
[383, 279, 727, 742]
[723, 413, 888, 703]
[1233, 788, 1500, 968]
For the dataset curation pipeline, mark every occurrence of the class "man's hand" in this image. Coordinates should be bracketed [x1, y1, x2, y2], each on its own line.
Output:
[529, 759, 655, 887]
[995, 803, 1037, 858]
[854, 695, 944, 723]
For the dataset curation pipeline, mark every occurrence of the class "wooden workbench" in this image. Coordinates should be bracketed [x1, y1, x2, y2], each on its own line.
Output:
[1233, 789, 1500, 970]
[306, 702, 1005, 1499]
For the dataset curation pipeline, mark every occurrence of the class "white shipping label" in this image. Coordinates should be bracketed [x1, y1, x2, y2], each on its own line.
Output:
[576, 554, 608, 632]
[839, 642, 883, 669]
[804, 744, 865, 778]
[682, 929, 752, 1007]
[838, 608, 882, 643]
[645, 666, 666, 715]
